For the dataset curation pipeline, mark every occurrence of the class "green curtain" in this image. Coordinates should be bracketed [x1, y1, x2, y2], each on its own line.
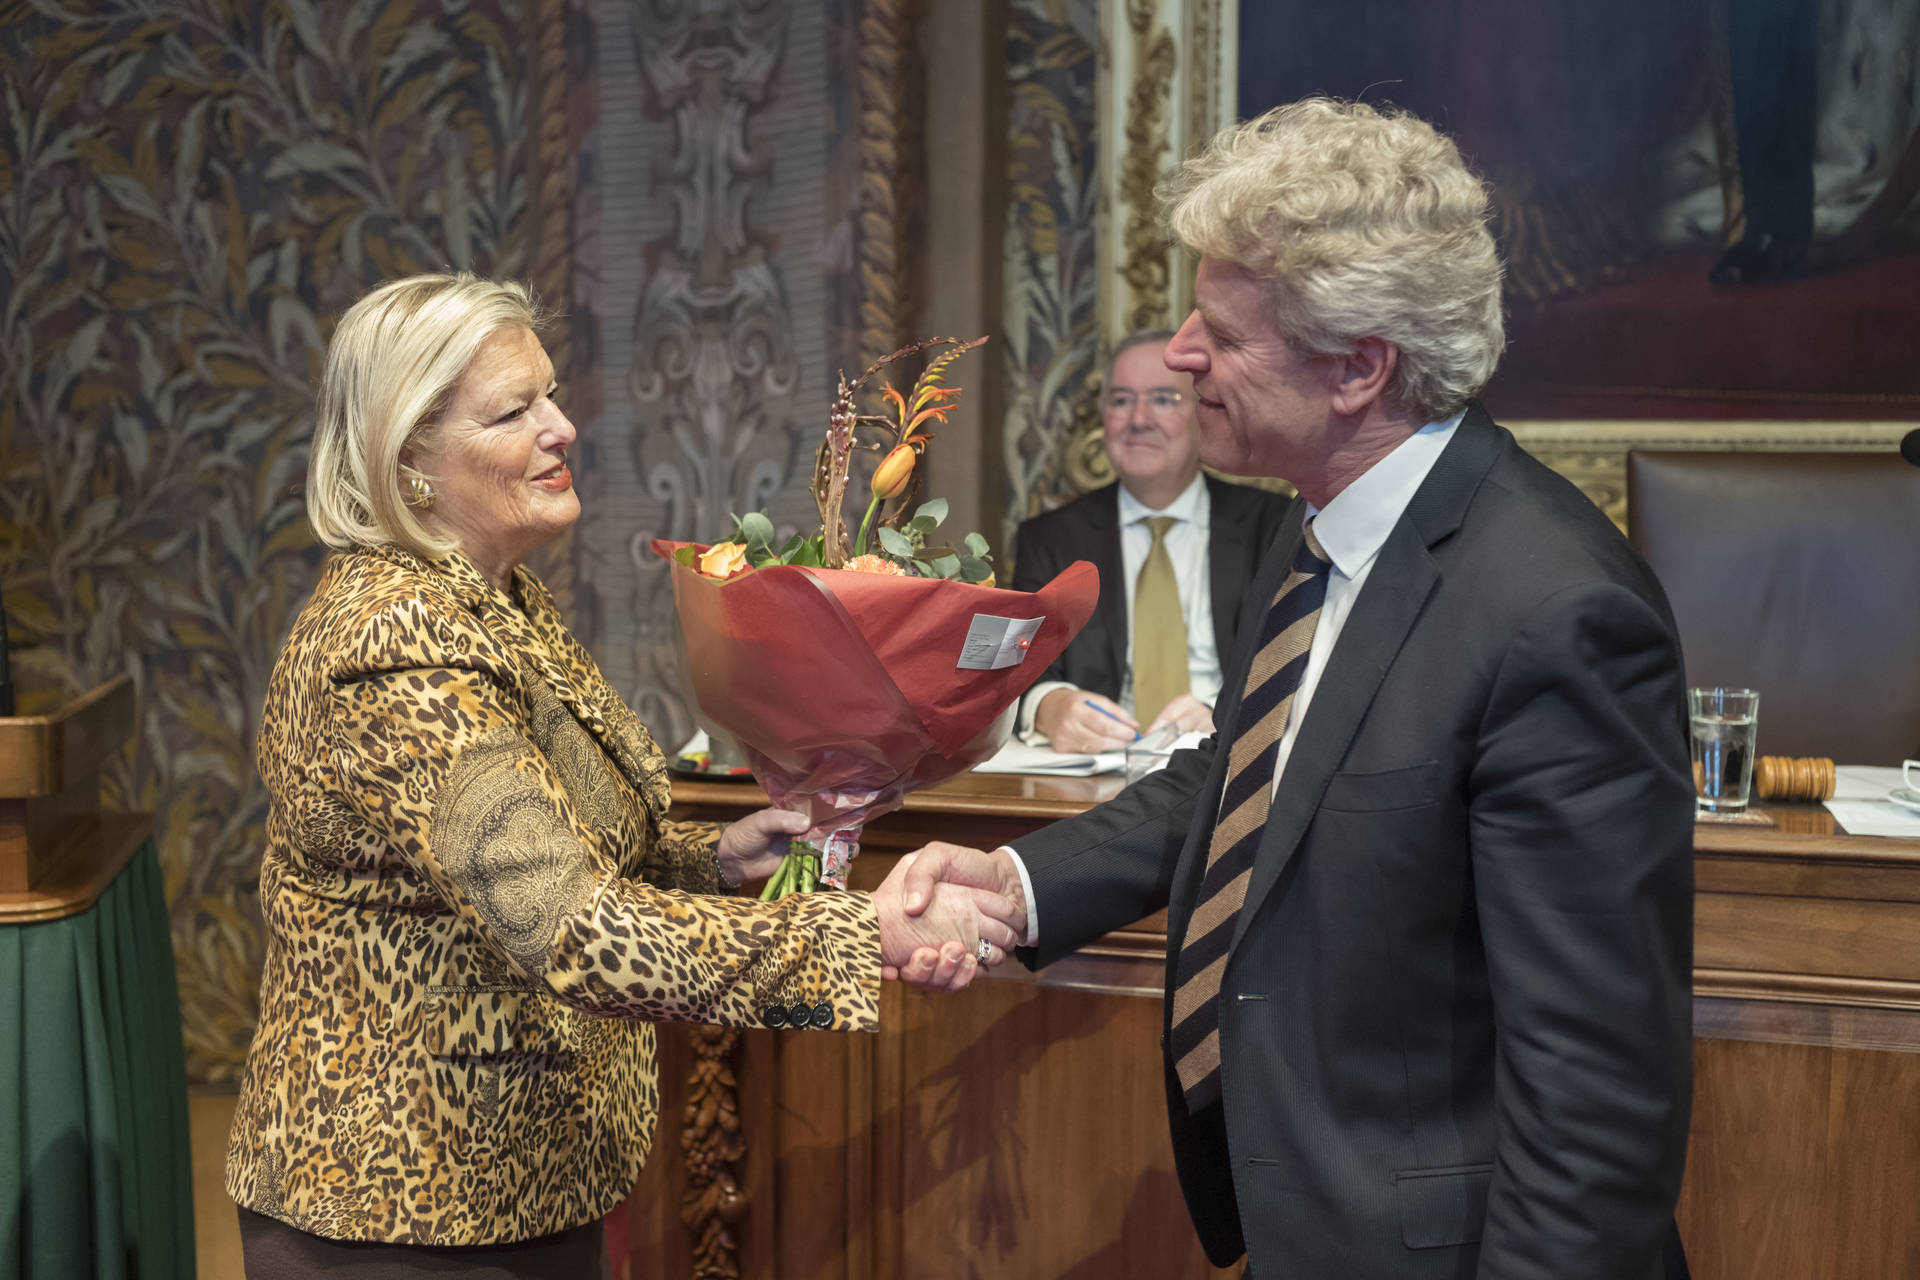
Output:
[1, 841, 194, 1279]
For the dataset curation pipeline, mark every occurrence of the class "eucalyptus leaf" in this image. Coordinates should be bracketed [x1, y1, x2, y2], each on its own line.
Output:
[958, 556, 992, 583]
[928, 553, 961, 579]
[877, 526, 916, 558]
[963, 532, 990, 558]
[912, 497, 948, 527]
[739, 511, 776, 547]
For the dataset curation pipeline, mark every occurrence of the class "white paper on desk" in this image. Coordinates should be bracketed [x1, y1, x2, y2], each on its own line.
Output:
[1822, 799, 1920, 839]
[971, 740, 1125, 776]
[1830, 765, 1908, 802]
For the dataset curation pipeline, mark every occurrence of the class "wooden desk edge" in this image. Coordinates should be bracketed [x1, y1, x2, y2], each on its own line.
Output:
[0, 814, 157, 924]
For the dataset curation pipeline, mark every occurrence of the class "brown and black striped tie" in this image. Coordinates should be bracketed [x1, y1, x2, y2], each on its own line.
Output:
[1170, 523, 1332, 1112]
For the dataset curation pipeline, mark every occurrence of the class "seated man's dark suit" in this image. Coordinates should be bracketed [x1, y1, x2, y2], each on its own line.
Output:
[1015, 407, 1694, 1278]
[1010, 476, 1290, 704]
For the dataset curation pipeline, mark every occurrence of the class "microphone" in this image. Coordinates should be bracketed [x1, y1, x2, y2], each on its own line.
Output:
[1902, 427, 1920, 468]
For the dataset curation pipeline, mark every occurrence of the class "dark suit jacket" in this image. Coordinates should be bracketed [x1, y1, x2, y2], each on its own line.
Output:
[1016, 407, 1694, 1278]
[1010, 476, 1290, 705]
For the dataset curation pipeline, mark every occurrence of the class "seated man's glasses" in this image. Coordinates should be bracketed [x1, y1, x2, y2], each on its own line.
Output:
[1103, 389, 1185, 414]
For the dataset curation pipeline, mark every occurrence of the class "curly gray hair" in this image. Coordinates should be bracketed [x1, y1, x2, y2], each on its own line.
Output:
[1161, 98, 1505, 421]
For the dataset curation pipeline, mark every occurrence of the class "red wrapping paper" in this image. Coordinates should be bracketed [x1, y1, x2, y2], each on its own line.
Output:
[653, 540, 1098, 884]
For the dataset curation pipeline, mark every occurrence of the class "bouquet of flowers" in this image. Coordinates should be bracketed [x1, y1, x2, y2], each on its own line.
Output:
[655, 337, 1097, 896]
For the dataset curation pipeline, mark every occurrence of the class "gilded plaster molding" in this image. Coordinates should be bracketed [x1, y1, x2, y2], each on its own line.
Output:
[1094, 0, 1236, 355]
[1508, 420, 1912, 529]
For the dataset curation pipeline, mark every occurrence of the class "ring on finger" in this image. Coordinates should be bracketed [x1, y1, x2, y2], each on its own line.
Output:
[975, 938, 993, 965]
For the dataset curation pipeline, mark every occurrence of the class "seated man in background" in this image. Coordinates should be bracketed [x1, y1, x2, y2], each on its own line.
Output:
[1012, 332, 1289, 754]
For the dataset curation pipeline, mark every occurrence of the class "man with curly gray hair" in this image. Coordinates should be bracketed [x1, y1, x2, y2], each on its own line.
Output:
[901, 99, 1694, 1278]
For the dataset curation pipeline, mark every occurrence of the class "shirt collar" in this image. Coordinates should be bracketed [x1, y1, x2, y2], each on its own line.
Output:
[1307, 413, 1462, 578]
[1116, 470, 1208, 527]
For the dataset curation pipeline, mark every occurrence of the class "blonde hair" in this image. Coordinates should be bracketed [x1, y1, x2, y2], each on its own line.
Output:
[1162, 99, 1505, 421]
[307, 273, 545, 556]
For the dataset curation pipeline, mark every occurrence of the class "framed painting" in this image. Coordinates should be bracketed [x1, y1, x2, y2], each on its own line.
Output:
[1094, 0, 1917, 522]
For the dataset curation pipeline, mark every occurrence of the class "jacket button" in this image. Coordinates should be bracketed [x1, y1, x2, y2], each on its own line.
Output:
[764, 1004, 788, 1028]
[810, 1002, 834, 1029]
[788, 1002, 811, 1029]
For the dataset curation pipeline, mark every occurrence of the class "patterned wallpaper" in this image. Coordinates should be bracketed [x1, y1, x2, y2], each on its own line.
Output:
[0, 0, 544, 1084]
[998, 0, 1101, 549]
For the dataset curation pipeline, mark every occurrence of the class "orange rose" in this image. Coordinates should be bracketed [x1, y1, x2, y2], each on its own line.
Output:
[698, 541, 751, 579]
[844, 554, 905, 576]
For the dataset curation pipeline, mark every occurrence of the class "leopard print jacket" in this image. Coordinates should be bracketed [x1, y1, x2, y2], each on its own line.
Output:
[225, 544, 882, 1245]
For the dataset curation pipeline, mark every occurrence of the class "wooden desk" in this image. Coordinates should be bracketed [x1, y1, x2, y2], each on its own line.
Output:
[632, 774, 1920, 1279]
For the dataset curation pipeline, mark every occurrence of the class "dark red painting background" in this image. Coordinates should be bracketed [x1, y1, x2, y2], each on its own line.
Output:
[1237, 0, 1920, 419]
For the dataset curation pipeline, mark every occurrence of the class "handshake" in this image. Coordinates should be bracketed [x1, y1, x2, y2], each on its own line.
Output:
[871, 843, 1027, 992]
[717, 811, 1025, 990]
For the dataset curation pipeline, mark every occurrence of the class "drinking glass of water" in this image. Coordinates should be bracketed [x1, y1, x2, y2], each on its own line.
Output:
[1688, 687, 1759, 813]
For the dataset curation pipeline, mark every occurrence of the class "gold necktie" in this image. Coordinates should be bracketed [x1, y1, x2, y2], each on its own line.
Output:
[1131, 515, 1190, 726]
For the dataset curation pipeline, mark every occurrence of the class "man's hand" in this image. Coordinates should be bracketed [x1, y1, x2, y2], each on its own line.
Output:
[871, 852, 1022, 993]
[1145, 692, 1213, 738]
[1035, 687, 1137, 754]
[715, 808, 809, 886]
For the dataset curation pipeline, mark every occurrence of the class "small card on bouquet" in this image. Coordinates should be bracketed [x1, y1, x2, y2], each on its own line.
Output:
[957, 614, 1045, 670]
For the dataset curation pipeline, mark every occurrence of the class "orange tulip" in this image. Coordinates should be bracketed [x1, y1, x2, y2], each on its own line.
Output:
[870, 443, 918, 499]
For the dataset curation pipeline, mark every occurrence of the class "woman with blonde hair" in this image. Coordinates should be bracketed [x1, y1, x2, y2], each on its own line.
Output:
[227, 273, 1018, 1276]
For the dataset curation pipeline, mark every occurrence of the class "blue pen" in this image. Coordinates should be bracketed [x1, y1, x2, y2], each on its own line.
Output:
[1085, 698, 1141, 741]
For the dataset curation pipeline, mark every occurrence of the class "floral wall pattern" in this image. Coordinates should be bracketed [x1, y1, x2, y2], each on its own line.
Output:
[998, 0, 1100, 549]
[0, 0, 548, 1083]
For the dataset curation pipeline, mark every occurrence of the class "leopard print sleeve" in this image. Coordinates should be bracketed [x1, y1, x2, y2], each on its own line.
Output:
[636, 817, 728, 895]
[328, 662, 883, 1033]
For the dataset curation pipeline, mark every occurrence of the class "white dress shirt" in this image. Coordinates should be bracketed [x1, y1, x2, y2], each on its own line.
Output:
[1017, 472, 1222, 741]
[1006, 414, 1463, 943]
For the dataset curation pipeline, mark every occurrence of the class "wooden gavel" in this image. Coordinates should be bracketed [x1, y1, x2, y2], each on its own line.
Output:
[1753, 755, 1836, 803]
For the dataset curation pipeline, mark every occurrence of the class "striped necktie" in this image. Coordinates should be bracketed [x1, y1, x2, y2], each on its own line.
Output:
[1170, 523, 1332, 1112]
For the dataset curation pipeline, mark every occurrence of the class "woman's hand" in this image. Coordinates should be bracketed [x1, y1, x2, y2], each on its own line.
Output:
[716, 808, 810, 887]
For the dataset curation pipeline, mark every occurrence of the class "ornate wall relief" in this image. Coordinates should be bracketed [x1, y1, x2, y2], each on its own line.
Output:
[578, 0, 844, 750]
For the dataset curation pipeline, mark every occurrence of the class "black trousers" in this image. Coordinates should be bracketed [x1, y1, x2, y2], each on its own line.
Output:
[237, 1206, 609, 1280]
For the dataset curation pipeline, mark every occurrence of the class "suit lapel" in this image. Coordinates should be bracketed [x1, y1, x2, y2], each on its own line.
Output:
[1228, 529, 1440, 951]
[1087, 485, 1129, 687]
[1222, 406, 1506, 953]
[1206, 478, 1257, 660]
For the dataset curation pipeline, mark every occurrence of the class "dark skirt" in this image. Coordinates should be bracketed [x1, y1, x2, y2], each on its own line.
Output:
[236, 1206, 609, 1280]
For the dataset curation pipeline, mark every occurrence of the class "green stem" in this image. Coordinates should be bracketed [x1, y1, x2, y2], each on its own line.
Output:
[853, 493, 882, 557]
[758, 854, 791, 901]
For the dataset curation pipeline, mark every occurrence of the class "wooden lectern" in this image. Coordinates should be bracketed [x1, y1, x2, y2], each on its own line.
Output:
[0, 675, 153, 922]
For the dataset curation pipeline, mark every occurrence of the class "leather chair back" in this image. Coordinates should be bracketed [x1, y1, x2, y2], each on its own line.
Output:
[1627, 450, 1920, 764]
